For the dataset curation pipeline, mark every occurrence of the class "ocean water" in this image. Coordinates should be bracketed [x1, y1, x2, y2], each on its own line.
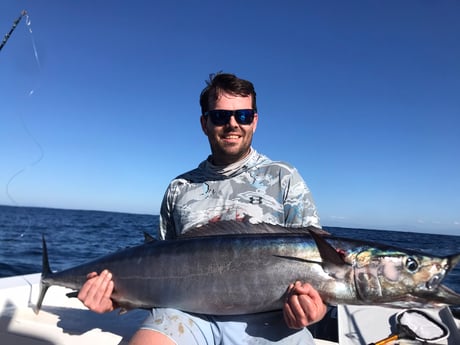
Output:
[0, 205, 459, 297]
[0, 205, 157, 277]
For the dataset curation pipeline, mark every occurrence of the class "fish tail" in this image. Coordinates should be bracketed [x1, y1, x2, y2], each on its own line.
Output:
[34, 235, 52, 314]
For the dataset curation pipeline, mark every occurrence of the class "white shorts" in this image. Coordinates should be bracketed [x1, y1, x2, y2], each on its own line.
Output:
[140, 308, 316, 345]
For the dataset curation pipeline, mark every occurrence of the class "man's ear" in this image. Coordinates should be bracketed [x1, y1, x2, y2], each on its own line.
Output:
[200, 115, 208, 135]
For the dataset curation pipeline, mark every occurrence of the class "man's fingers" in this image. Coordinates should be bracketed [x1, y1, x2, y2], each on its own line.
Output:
[286, 292, 311, 327]
[86, 272, 98, 279]
[91, 270, 112, 299]
[104, 280, 114, 298]
[283, 303, 295, 328]
[77, 270, 114, 312]
[283, 281, 327, 328]
[77, 274, 98, 301]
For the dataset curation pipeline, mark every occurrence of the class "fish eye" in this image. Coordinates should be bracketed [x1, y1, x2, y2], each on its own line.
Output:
[405, 257, 419, 272]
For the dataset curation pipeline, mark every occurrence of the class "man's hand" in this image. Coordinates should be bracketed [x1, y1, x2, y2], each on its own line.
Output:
[77, 270, 115, 313]
[283, 281, 327, 329]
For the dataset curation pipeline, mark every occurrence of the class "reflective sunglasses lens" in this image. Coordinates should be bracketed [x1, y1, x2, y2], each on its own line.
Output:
[208, 110, 231, 126]
[235, 110, 254, 125]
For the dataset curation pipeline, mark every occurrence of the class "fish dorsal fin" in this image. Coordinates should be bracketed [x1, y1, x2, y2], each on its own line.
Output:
[308, 229, 349, 268]
[180, 220, 329, 238]
[143, 232, 156, 243]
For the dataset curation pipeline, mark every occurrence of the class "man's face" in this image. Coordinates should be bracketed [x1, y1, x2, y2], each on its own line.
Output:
[200, 92, 258, 165]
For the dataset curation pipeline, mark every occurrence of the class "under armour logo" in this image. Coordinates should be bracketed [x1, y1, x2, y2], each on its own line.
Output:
[249, 196, 263, 204]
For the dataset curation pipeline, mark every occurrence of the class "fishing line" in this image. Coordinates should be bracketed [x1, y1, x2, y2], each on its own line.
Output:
[24, 12, 41, 73]
[5, 116, 45, 207]
[2, 10, 44, 237]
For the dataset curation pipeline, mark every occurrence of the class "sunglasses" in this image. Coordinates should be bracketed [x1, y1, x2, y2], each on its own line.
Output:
[204, 109, 255, 126]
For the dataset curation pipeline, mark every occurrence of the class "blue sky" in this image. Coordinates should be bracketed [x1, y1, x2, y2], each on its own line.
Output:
[1, 1, 459, 235]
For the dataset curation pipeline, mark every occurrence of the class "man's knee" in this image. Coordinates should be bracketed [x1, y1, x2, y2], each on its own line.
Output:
[129, 329, 176, 345]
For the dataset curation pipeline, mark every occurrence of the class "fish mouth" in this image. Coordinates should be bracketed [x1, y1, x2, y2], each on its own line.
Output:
[426, 274, 444, 290]
[426, 252, 460, 288]
[409, 284, 460, 308]
[435, 284, 460, 306]
[425, 253, 460, 290]
[420, 252, 460, 306]
[440, 252, 460, 305]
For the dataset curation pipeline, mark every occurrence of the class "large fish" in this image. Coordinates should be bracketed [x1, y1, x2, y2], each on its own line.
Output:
[36, 221, 460, 314]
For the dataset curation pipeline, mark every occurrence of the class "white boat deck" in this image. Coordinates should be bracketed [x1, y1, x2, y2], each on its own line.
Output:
[0, 273, 149, 344]
[338, 305, 460, 344]
[0, 273, 458, 345]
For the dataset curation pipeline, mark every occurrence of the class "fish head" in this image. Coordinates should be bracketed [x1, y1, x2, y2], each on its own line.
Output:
[352, 249, 460, 308]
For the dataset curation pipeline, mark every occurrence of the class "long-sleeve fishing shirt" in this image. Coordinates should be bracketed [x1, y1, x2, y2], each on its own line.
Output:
[158, 148, 320, 240]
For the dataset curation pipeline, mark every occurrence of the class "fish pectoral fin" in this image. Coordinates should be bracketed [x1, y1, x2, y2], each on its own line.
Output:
[273, 254, 344, 279]
[273, 255, 321, 265]
[308, 229, 350, 267]
[66, 291, 80, 299]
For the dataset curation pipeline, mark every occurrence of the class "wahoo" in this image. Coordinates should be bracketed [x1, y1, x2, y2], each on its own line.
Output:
[35, 221, 460, 314]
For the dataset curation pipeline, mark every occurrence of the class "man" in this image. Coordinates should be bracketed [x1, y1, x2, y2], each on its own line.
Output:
[78, 73, 327, 344]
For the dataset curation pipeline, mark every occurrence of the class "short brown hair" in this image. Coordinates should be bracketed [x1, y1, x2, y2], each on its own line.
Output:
[199, 72, 257, 114]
